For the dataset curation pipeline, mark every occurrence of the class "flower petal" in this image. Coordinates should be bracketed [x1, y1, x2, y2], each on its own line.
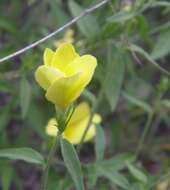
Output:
[83, 124, 96, 142]
[51, 43, 79, 71]
[45, 72, 83, 109]
[65, 55, 97, 84]
[44, 48, 54, 66]
[63, 119, 96, 145]
[92, 114, 102, 124]
[46, 55, 97, 109]
[46, 118, 58, 136]
[35, 65, 64, 90]
[46, 54, 96, 109]
[45, 104, 99, 144]
[63, 102, 97, 144]
[68, 102, 90, 126]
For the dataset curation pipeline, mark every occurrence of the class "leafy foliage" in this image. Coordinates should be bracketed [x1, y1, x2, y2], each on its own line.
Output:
[0, 0, 170, 189]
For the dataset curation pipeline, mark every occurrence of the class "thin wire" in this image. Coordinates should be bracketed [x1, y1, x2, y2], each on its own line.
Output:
[0, 0, 109, 63]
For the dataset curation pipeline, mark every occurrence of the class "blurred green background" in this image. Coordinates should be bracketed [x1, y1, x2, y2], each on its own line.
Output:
[1, 0, 170, 189]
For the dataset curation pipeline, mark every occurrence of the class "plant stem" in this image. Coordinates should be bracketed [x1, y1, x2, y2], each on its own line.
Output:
[41, 132, 61, 190]
[135, 113, 153, 158]
[77, 88, 104, 153]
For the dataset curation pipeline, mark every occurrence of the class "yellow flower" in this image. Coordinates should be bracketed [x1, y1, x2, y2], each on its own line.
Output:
[46, 102, 102, 145]
[54, 29, 74, 47]
[35, 43, 97, 110]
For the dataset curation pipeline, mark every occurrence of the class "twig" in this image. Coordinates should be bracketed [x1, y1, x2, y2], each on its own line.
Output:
[0, 0, 109, 63]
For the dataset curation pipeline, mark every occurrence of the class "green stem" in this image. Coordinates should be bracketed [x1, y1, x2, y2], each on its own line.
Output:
[77, 109, 94, 153]
[135, 113, 153, 157]
[41, 132, 61, 190]
[77, 80, 104, 153]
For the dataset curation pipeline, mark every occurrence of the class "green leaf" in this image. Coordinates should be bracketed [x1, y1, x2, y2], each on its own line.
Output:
[98, 168, 130, 189]
[85, 154, 134, 189]
[95, 125, 105, 162]
[0, 148, 44, 165]
[107, 11, 135, 23]
[99, 153, 135, 172]
[129, 44, 170, 76]
[152, 1, 170, 7]
[20, 77, 31, 119]
[162, 99, 170, 108]
[104, 46, 125, 111]
[122, 91, 153, 114]
[68, 0, 99, 39]
[60, 138, 84, 190]
[151, 29, 170, 59]
[86, 164, 98, 189]
[126, 162, 147, 184]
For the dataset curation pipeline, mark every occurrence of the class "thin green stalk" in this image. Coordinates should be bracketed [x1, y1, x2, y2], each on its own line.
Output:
[41, 132, 61, 190]
[135, 113, 154, 157]
[64, 105, 76, 128]
[41, 104, 74, 189]
[77, 90, 104, 153]
[149, 114, 161, 141]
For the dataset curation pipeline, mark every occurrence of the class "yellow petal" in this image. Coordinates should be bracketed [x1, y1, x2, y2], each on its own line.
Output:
[63, 120, 96, 145]
[92, 114, 102, 124]
[46, 54, 96, 108]
[68, 102, 90, 126]
[51, 43, 79, 71]
[63, 102, 96, 144]
[46, 118, 58, 136]
[45, 103, 99, 144]
[50, 55, 97, 108]
[44, 48, 54, 66]
[45, 72, 83, 110]
[47, 55, 97, 109]
[65, 55, 97, 83]
[83, 124, 96, 142]
[35, 65, 64, 90]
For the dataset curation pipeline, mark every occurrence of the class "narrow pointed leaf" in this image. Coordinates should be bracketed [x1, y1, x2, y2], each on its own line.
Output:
[104, 46, 125, 111]
[98, 168, 130, 189]
[20, 77, 31, 119]
[126, 162, 147, 184]
[95, 125, 105, 162]
[129, 44, 170, 76]
[107, 11, 135, 23]
[0, 148, 44, 165]
[60, 138, 84, 190]
[122, 91, 153, 114]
